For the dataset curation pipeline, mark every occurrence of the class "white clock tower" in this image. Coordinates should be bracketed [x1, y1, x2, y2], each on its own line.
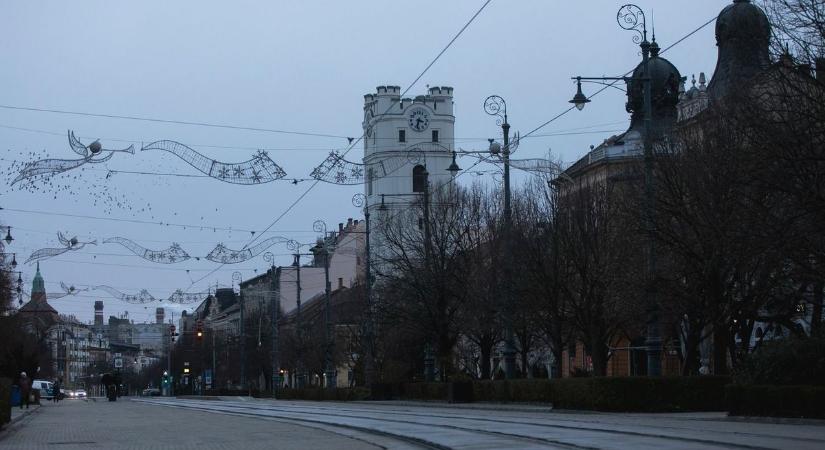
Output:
[362, 85, 455, 211]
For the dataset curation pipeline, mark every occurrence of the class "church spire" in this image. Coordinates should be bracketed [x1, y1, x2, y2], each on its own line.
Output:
[32, 261, 45, 294]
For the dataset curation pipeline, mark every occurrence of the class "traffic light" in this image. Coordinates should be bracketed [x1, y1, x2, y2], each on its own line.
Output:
[196, 320, 204, 340]
[170, 325, 178, 343]
[162, 371, 170, 385]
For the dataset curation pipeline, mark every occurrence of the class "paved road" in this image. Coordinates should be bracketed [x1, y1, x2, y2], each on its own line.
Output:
[4, 398, 825, 449]
[135, 398, 825, 450]
[0, 399, 384, 450]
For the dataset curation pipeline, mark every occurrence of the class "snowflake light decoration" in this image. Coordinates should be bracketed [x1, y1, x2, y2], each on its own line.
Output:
[142, 140, 286, 185]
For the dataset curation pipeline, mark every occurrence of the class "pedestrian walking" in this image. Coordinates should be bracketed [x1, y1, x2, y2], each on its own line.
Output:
[18, 372, 31, 409]
[53, 378, 61, 403]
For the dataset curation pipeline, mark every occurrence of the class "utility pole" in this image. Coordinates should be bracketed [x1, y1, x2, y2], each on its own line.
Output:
[264, 252, 281, 396]
[239, 292, 246, 390]
[363, 209, 375, 388]
[323, 233, 336, 390]
[294, 253, 304, 388]
[211, 328, 216, 391]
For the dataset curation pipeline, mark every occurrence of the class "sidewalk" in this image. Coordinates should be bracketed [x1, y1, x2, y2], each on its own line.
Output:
[5, 403, 40, 429]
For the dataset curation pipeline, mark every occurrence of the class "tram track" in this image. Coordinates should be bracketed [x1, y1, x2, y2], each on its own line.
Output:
[134, 398, 824, 449]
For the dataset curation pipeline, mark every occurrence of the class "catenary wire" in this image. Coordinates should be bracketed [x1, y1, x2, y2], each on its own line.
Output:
[186, 0, 495, 291]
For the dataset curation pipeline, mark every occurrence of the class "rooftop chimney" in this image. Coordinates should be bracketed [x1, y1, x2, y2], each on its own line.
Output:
[94, 301, 104, 327]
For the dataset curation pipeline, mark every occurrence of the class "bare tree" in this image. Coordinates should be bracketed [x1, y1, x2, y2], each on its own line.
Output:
[555, 180, 642, 376]
[374, 186, 475, 381]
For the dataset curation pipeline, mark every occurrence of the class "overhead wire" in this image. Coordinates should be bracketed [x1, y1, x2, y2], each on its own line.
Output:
[186, 0, 495, 291]
[0, 104, 349, 139]
[518, 15, 717, 141]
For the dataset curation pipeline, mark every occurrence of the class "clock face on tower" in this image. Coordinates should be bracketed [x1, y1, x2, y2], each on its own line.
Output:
[407, 107, 430, 132]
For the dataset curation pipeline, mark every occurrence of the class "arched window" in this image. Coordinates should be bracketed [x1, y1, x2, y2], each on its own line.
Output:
[412, 165, 428, 193]
[367, 168, 374, 196]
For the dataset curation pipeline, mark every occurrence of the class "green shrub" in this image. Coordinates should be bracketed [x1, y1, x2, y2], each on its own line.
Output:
[734, 333, 825, 386]
[726, 384, 825, 419]
[0, 378, 10, 427]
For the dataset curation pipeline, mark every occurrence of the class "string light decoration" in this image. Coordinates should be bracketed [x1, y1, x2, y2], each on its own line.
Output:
[507, 158, 564, 174]
[205, 236, 291, 264]
[103, 237, 191, 264]
[47, 282, 88, 300]
[141, 140, 286, 185]
[94, 285, 207, 304]
[26, 232, 97, 264]
[11, 131, 134, 185]
[309, 151, 367, 185]
[308, 146, 436, 185]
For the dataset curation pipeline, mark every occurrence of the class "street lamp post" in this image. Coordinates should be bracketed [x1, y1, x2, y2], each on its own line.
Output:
[352, 193, 376, 388]
[3, 226, 13, 245]
[484, 95, 517, 379]
[313, 220, 338, 390]
[569, 4, 661, 376]
[285, 240, 316, 389]
[263, 252, 281, 395]
[232, 271, 247, 390]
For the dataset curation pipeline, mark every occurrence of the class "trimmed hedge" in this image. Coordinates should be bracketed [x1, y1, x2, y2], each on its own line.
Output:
[0, 378, 10, 427]
[726, 384, 825, 419]
[271, 387, 369, 401]
[399, 382, 447, 401]
[399, 377, 730, 412]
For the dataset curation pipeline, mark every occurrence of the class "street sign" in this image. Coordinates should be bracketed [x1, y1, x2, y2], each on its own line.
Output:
[114, 357, 123, 368]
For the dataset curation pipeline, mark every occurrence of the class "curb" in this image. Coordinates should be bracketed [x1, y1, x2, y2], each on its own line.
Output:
[0, 405, 40, 438]
[9, 405, 40, 426]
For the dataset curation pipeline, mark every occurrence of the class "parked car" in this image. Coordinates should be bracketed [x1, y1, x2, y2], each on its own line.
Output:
[141, 388, 160, 396]
[32, 380, 54, 400]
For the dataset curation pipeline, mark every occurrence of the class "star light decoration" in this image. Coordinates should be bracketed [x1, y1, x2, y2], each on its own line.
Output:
[308, 146, 435, 185]
[98, 236, 291, 264]
[103, 237, 191, 264]
[94, 286, 207, 304]
[141, 140, 286, 184]
[204, 236, 290, 264]
[26, 232, 97, 264]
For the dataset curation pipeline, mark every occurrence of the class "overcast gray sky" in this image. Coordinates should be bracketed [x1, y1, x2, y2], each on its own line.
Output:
[1, 0, 725, 323]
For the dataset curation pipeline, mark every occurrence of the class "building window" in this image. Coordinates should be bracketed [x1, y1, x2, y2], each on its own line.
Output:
[367, 168, 374, 196]
[412, 165, 428, 193]
[398, 129, 406, 143]
[432, 130, 439, 143]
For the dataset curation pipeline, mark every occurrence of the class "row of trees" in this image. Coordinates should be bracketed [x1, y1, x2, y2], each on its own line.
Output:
[157, 1, 824, 387]
[0, 243, 54, 382]
[364, 0, 825, 381]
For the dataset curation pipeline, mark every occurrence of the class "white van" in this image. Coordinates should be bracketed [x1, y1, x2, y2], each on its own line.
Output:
[32, 380, 54, 400]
